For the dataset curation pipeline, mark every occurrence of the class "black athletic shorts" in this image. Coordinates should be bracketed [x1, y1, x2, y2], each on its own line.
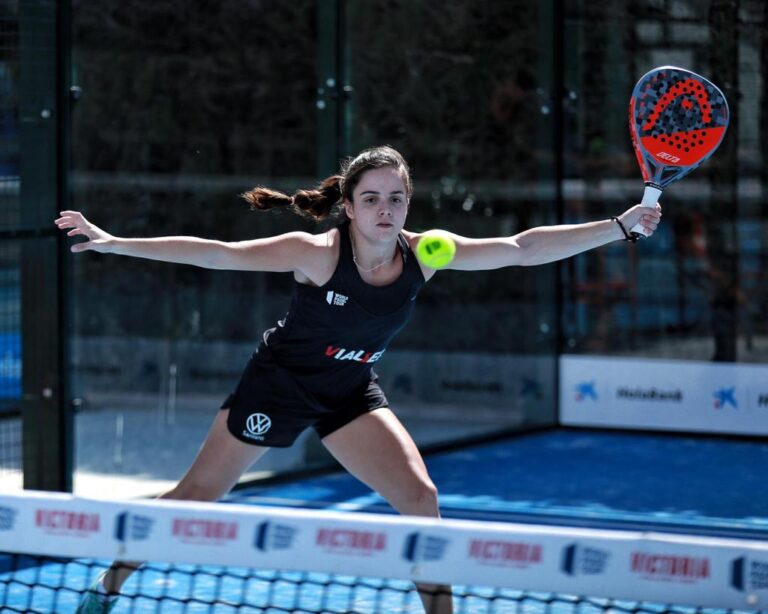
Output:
[220, 355, 389, 447]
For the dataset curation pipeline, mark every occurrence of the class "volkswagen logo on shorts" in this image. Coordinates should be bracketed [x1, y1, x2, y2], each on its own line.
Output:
[246, 413, 272, 436]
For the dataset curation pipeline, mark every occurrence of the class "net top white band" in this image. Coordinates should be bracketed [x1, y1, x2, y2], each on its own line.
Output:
[2, 490, 767, 610]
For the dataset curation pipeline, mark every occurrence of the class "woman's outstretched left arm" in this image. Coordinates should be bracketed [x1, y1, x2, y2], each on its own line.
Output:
[432, 203, 661, 271]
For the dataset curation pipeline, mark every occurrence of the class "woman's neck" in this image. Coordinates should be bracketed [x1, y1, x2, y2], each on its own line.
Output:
[349, 225, 399, 273]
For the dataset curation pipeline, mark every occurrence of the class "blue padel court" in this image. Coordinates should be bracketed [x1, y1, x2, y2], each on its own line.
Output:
[230, 429, 768, 539]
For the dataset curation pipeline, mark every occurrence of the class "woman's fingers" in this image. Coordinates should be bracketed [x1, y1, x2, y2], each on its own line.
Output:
[56, 211, 104, 252]
[55, 216, 82, 229]
[632, 206, 661, 227]
[56, 212, 101, 241]
[638, 213, 659, 236]
[64, 225, 96, 240]
[71, 241, 92, 253]
[58, 210, 86, 220]
[56, 211, 90, 227]
[642, 215, 657, 236]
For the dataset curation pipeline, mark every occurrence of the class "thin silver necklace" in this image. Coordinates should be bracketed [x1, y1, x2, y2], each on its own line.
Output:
[350, 231, 396, 273]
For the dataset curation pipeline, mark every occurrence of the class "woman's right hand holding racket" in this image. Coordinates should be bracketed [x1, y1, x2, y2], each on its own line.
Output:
[618, 203, 662, 238]
[55, 210, 115, 253]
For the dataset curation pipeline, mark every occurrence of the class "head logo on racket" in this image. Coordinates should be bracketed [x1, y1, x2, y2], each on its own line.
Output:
[628, 66, 729, 238]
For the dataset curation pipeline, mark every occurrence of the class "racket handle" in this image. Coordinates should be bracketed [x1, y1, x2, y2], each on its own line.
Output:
[630, 185, 662, 238]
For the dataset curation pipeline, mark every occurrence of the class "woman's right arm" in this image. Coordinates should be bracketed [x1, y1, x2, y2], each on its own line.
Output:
[55, 210, 321, 274]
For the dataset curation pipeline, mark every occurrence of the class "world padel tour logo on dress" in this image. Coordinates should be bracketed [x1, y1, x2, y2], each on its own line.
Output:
[402, 532, 450, 563]
[35, 509, 100, 536]
[731, 556, 768, 592]
[115, 512, 154, 542]
[325, 291, 349, 306]
[316, 528, 387, 556]
[325, 346, 385, 364]
[561, 543, 610, 576]
[575, 381, 597, 402]
[630, 551, 710, 583]
[468, 539, 543, 568]
[0, 506, 17, 531]
[172, 517, 238, 545]
[254, 521, 298, 552]
[242, 413, 271, 442]
[713, 387, 737, 409]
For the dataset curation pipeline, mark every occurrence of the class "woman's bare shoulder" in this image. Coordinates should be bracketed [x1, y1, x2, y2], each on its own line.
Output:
[294, 226, 341, 286]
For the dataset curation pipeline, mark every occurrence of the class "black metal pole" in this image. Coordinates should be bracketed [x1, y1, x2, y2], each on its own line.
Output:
[56, 0, 74, 492]
[553, 0, 565, 423]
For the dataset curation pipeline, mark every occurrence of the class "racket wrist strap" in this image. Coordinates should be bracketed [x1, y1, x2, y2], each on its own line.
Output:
[611, 216, 637, 243]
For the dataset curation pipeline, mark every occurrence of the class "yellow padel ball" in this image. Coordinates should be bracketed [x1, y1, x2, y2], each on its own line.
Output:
[416, 231, 456, 269]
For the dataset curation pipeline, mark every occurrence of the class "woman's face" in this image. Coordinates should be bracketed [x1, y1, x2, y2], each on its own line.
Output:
[345, 166, 409, 242]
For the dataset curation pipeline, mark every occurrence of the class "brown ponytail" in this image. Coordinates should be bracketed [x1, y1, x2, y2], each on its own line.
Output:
[241, 145, 412, 223]
[240, 175, 343, 221]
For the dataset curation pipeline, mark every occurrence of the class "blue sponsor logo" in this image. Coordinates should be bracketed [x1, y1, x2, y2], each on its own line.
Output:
[575, 382, 597, 402]
[0, 332, 21, 401]
[0, 506, 16, 531]
[115, 512, 154, 543]
[731, 556, 768, 591]
[561, 543, 609, 576]
[403, 532, 449, 563]
[714, 387, 737, 409]
[254, 521, 297, 552]
[520, 377, 543, 401]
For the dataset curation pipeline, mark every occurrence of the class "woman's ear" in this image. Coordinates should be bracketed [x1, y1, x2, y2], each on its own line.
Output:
[343, 198, 355, 219]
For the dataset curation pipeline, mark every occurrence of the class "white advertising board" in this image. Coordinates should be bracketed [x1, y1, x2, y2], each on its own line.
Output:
[2, 490, 768, 610]
[560, 355, 768, 435]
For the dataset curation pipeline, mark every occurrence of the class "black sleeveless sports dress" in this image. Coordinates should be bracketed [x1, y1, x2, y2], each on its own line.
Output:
[221, 221, 425, 447]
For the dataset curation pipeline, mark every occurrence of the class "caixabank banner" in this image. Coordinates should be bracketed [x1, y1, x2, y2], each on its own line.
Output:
[559, 355, 768, 435]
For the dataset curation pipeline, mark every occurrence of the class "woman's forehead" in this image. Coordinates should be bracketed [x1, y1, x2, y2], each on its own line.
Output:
[354, 167, 406, 192]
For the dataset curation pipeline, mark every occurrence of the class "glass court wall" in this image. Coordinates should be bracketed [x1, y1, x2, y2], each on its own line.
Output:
[70, 1, 323, 494]
[68, 0, 559, 496]
[63, 0, 768, 494]
[561, 0, 767, 365]
[558, 0, 768, 436]
[1, 0, 69, 492]
[0, 1, 21, 490]
[342, 1, 560, 439]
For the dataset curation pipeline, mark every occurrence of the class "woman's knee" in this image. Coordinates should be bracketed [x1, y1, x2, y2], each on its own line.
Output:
[397, 479, 440, 517]
[161, 479, 228, 503]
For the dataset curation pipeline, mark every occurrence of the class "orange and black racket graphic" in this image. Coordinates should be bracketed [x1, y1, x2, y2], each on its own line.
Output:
[629, 66, 729, 238]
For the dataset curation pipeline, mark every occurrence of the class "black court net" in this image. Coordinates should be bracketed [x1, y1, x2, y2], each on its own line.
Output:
[1, 491, 766, 613]
[0, 556, 616, 614]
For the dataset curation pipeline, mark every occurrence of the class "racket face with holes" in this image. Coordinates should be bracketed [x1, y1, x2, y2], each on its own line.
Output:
[629, 66, 729, 189]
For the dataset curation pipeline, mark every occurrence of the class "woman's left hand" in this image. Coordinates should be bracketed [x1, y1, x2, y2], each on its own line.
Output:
[618, 203, 662, 237]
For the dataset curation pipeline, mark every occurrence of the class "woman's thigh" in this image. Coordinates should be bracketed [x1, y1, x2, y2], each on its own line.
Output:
[321, 407, 439, 516]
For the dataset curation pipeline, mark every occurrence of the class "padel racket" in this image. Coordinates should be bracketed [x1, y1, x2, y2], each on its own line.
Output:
[629, 66, 729, 237]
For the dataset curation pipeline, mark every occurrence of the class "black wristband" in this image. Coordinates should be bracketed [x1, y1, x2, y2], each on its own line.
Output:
[611, 216, 638, 243]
